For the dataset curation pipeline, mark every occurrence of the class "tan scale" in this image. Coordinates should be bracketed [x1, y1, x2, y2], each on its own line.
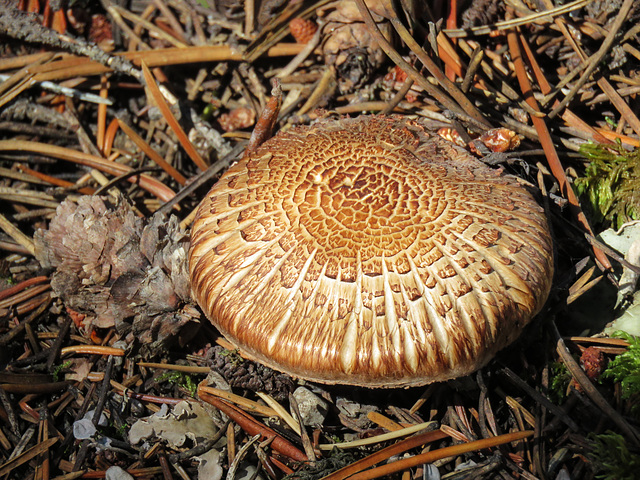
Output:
[189, 115, 554, 388]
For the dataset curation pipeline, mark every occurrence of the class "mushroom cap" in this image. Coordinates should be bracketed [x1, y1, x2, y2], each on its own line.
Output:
[189, 115, 553, 388]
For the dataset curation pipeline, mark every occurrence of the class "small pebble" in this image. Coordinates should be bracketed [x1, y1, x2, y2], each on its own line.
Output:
[105, 466, 134, 480]
[293, 386, 328, 426]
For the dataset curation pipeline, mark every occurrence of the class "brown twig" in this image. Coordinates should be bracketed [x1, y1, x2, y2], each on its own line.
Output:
[548, 0, 635, 123]
[0, 140, 176, 202]
[321, 429, 448, 480]
[198, 385, 307, 462]
[116, 118, 187, 185]
[499, 367, 580, 432]
[345, 430, 534, 480]
[141, 62, 208, 172]
[354, 0, 490, 130]
[0, 437, 57, 476]
[244, 79, 282, 158]
[506, 26, 611, 270]
[22, 44, 306, 82]
[552, 322, 640, 447]
[383, 7, 489, 128]
[0, 276, 48, 302]
[59, 346, 125, 357]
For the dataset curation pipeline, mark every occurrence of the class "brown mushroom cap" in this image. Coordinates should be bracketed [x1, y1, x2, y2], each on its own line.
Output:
[189, 115, 553, 388]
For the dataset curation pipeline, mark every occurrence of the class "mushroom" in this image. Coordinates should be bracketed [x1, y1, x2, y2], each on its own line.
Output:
[189, 115, 553, 387]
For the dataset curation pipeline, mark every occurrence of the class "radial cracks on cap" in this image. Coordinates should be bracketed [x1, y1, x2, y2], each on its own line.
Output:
[267, 248, 319, 352]
[188, 115, 554, 387]
[339, 249, 363, 374]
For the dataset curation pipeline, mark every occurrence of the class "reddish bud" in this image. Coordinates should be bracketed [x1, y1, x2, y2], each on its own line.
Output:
[580, 346, 606, 380]
[289, 17, 318, 44]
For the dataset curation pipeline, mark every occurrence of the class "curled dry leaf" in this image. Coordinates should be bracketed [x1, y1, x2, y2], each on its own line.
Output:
[478, 128, 521, 153]
[218, 107, 256, 133]
[64, 358, 93, 383]
[437, 127, 467, 147]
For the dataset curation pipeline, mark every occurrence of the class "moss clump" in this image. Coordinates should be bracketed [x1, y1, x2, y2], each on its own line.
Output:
[157, 371, 199, 397]
[602, 331, 640, 418]
[588, 431, 640, 480]
[549, 361, 571, 404]
[574, 143, 640, 228]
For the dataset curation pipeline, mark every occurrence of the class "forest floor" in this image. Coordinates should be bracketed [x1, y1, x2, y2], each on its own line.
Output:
[0, 0, 639, 479]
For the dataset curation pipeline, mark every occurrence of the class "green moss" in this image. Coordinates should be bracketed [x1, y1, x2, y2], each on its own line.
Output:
[601, 331, 640, 418]
[157, 371, 198, 397]
[574, 143, 640, 228]
[549, 361, 571, 404]
[588, 431, 640, 479]
[52, 360, 73, 382]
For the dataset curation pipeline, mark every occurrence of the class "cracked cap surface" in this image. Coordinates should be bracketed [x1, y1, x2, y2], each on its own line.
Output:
[189, 115, 553, 387]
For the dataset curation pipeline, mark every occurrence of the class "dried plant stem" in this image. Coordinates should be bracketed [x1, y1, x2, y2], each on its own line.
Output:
[227, 434, 261, 480]
[499, 367, 580, 432]
[198, 388, 308, 462]
[321, 429, 448, 480]
[289, 393, 316, 461]
[199, 386, 277, 417]
[15, 165, 95, 195]
[552, 322, 640, 447]
[153, 0, 186, 43]
[0, 140, 176, 202]
[518, 32, 613, 145]
[346, 430, 533, 480]
[116, 119, 187, 185]
[0, 297, 51, 346]
[0, 212, 34, 255]
[296, 67, 335, 116]
[155, 143, 245, 216]
[0, 284, 50, 310]
[0, 437, 57, 476]
[256, 392, 300, 434]
[0, 276, 48, 302]
[444, 0, 591, 38]
[60, 346, 125, 357]
[367, 411, 404, 431]
[0, 382, 70, 394]
[243, 0, 332, 62]
[96, 77, 108, 152]
[381, 78, 414, 114]
[141, 62, 208, 172]
[355, 0, 490, 130]
[22, 44, 305, 83]
[110, 4, 188, 48]
[506, 29, 611, 270]
[318, 421, 437, 450]
[276, 27, 322, 79]
[549, 0, 635, 119]
[596, 78, 640, 138]
[385, 11, 488, 128]
[137, 362, 209, 374]
[567, 337, 630, 348]
[0, 52, 53, 73]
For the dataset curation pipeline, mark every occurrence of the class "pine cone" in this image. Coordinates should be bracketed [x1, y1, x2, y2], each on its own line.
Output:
[35, 195, 193, 349]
